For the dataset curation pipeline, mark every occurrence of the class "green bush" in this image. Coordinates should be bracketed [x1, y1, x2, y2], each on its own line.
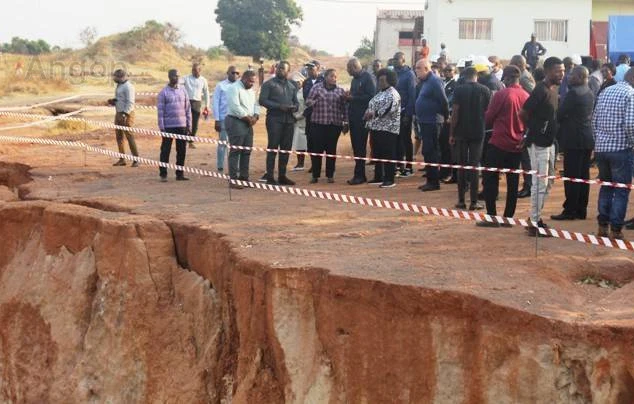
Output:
[1, 37, 52, 55]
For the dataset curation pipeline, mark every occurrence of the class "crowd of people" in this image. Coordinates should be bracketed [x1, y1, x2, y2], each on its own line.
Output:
[107, 36, 634, 240]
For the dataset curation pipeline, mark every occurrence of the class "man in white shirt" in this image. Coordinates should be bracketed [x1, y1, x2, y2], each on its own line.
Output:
[183, 63, 210, 149]
[213, 66, 240, 172]
[225, 70, 260, 188]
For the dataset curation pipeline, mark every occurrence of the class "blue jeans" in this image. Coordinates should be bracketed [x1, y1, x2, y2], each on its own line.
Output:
[217, 120, 228, 170]
[419, 122, 441, 183]
[596, 149, 633, 230]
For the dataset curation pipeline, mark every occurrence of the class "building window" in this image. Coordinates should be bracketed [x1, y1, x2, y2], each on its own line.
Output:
[534, 19, 568, 42]
[399, 31, 420, 46]
[458, 19, 492, 40]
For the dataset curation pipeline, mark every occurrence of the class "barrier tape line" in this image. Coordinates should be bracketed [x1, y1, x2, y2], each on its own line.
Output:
[0, 94, 118, 111]
[0, 133, 632, 252]
[2, 110, 633, 191]
[0, 109, 86, 131]
[0, 92, 185, 111]
[83, 105, 158, 111]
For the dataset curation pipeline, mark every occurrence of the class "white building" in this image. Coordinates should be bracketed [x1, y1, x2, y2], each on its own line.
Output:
[374, 10, 425, 66]
[423, 0, 592, 62]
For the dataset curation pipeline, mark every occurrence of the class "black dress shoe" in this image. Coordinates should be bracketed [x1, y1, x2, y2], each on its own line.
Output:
[278, 176, 296, 186]
[347, 177, 366, 185]
[469, 201, 484, 211]
[518, 188, 531, 198]
[420, 183, 440, 192]
[551, 212, 576, 221]
[176, 176, 190, 181]
[526, 219, 552, 237]
[310, 177, 318, 184]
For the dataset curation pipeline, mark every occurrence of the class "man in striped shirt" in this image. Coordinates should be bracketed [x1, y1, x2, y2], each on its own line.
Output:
[592, 68, 634, 240]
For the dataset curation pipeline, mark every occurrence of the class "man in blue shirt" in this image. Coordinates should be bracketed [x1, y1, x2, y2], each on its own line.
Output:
[592, 68, 634, 240]
[615, 54, 631, 82]
[393, 52, 417, 176]
[213, 66, 240, 172]
[414, 58, 449, 191]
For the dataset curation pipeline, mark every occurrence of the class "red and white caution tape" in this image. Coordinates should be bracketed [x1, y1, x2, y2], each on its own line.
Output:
[0, 133, 632, 252]
[2, 110, 632, 191]
[0, 109, 86, 131]
[0, 94, 113, 111]
[0, 92, 160, 112]
[82, 105, 158, 111]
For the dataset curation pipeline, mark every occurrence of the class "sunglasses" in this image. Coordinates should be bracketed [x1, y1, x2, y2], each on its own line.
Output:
[231, 72, 241, 75]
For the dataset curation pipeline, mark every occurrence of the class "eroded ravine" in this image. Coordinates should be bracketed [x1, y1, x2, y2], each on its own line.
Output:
[0, 200, 634, 404]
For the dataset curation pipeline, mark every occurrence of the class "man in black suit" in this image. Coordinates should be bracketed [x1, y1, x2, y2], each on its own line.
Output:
[302, 60, 323, 173]
[551, 66, 595, 221]
[345, 57, 376, 184]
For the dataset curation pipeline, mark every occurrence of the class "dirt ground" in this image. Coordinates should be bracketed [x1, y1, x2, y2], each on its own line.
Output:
[1, 100, 634, 330]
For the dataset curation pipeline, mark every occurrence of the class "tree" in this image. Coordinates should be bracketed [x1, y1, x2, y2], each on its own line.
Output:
[163, 22, 182, 46]
[79, 26, 98, 47]
[0, 37, 52, 55]
[215, 0, 302, 60]
[353, 36, 375, 60]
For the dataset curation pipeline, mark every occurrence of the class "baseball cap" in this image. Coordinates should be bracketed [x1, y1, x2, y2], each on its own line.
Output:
[474, 64, 490, 73]
[304, 60, 320, 68]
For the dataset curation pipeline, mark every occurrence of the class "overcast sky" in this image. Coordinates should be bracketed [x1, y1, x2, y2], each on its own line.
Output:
[1, 0, 423, 56]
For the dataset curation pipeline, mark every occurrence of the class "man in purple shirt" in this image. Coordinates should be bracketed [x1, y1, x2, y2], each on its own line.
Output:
[157, 69, 192, 182]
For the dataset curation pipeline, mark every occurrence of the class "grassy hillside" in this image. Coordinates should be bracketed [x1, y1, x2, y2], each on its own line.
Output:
[0, 21, 349, 99]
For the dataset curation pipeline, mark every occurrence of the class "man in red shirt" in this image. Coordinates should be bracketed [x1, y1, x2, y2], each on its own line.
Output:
[477, 66, 530, 227]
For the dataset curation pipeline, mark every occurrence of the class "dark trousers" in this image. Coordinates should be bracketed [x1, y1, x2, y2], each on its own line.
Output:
[309, 123, 341, 179]
[482, 144, 521, 217]
[562, 149, 592, 217]
[455, 138, 483, 203]
[396, 115, 413, 170]
[480, 130, 492, 189]
[305, 114, 313, 156]
[190, 100, 201, 137]
[350, 117, 369, 180]
[226, 116, 254, 180]
[159, 127, 189, 178]
[520, 148, 532, 191]
[439, 122, 453, 179]
[420, 122, 442, 184]
[371, 131, 398, 183]
[265, 118, 294, 177]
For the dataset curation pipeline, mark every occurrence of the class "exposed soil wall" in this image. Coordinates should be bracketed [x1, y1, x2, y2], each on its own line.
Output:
[1, 201, 634, 403]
